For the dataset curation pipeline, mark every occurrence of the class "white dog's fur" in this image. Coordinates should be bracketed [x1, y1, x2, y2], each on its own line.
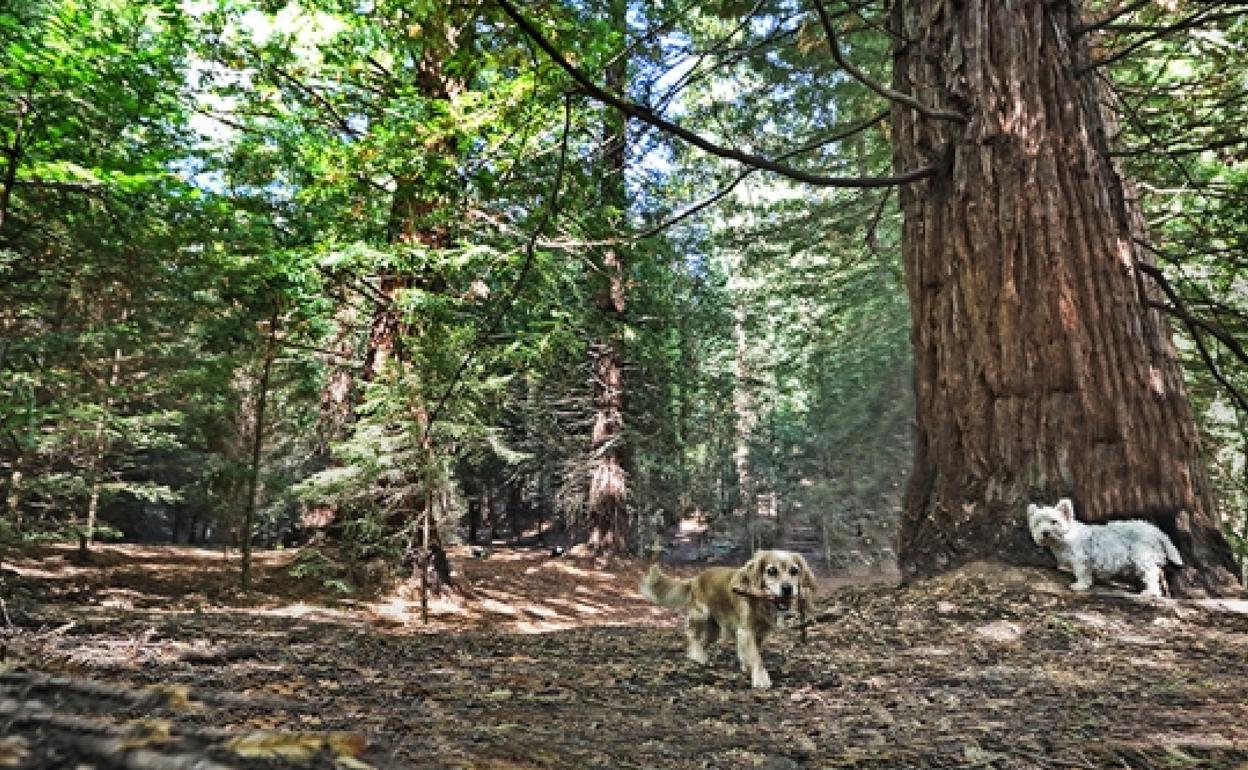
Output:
[1027, 498, 1183, 597]
[639, 550, 816, 689]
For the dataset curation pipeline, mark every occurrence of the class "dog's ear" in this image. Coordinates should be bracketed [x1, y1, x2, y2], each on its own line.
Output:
[1056, 498, 1075, 521]
[734, 556, 764, 592]
[1026, 503, 1038, 523]
[794, 553, 818, 614]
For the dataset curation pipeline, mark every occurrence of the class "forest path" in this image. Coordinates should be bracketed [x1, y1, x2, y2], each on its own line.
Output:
[4, 546, 1248, 769]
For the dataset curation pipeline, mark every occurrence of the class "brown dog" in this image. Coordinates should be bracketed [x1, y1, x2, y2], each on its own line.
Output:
[639, 550, 817, 689]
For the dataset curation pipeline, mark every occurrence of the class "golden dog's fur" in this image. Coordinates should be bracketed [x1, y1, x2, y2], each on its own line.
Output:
[639, 550, 817, 689]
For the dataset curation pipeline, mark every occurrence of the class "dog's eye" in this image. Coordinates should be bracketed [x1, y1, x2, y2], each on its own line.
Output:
[766, 565, 779, 577]
[788, 566, 800, 576]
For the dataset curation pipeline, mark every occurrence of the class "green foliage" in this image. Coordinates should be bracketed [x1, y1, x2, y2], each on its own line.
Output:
[4, 0, 1245, 580]
[1108, 9, 1248, 569]
[287, 547, 356, 594]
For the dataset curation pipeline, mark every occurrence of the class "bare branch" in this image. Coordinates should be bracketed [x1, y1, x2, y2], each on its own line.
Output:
[268, 64, 360, 138]
[810, 0, 968, 124]
[1073, 0, 1152, 36]
[633, 108, 891, 240]
[1135, 260, 1248, 417]
[1079, 6, 1248, 74]
[11, 179, 108, 195]
[495, 0, 939, 189]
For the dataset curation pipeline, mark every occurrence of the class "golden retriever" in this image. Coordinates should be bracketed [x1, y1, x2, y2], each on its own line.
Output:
[639, 549, 817, 689]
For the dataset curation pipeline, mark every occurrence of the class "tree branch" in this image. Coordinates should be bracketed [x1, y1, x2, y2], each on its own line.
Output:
[427, 92, 576, 427]
[1078, 7, 1248, 74]
[1135, 260, 1248, 417]
[495, 0, 938, 189]
[1072, 0, 1152, 36]
[633, 108, 891, 241]
[268, 64, 360, 138]
[810, 0, 967, 124]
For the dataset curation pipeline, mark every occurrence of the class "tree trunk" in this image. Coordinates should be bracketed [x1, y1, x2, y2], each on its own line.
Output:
[317, 300, 357, 445]
[583, 0, 631, 556]
[362, 273, 405, 384]
[730, 261, 756, 547]
[890, 0, 1240, 595]
[240, 305, 278, 590]
[5, 461, 23, 535]
[0, 95, 28, 238]
[84, 341, 124, 548]
[587, 339, 628, 553]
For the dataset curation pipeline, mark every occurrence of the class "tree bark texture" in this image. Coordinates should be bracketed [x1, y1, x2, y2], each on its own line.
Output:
[890, 0, 1239, 594]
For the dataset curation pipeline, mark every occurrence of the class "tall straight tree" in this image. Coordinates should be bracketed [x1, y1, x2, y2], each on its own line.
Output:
[499, 0, 1242, 591]
[889, 0, 1239, 594]
[583, 0, 632, 555]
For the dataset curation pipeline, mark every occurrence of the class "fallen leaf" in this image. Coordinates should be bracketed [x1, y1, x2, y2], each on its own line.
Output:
[326, 732, 368, 758]
[225, 730, 324, 761]
[144, 683, 196, 709]
[120, 719, 174, 749]
[0, 737, 30, 768]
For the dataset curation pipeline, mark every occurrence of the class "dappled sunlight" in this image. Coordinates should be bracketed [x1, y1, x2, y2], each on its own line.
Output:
[475, 596, 520, 617]
[378, 545, 680, 634]
[524, 559, 621, 584]
[545, 597, 605, 616]
[7, 545, 1248, 768]
[6, 543, 305, 610]
[248, 602, 354, 622]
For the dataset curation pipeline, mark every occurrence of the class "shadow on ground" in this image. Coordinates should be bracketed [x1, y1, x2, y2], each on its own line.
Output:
[4, 546, 1247, 769]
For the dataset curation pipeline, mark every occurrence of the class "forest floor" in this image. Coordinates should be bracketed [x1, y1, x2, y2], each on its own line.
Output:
[3, 543, 1248, 770]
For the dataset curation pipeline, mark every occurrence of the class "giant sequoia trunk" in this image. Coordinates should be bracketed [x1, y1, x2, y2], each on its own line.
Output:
[890, 0, 1239, 594]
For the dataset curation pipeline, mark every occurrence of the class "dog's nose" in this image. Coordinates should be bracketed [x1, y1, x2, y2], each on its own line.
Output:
[780, 583, 794, 597]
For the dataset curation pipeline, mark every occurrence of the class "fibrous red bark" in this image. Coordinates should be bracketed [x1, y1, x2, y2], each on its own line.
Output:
[890, 0, 1240, 595]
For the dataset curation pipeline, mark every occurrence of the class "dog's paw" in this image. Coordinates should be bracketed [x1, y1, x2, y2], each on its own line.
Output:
[751, 670, 771, 689]
[1070, 581, 1092, 592]
[686, 646, 709, 665]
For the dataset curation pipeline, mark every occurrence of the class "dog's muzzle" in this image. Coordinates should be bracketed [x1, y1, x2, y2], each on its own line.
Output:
[777, 583, 794, 611]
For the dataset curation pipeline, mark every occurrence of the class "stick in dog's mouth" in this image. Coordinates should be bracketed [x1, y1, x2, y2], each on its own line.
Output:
[733, 585, 793, 610]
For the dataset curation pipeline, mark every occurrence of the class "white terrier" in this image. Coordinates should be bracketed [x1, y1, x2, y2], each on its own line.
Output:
[1027, 498, 1183, 597]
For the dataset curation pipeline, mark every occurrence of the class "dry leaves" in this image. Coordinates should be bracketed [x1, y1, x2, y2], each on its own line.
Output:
[225, 729, 370, 767]
[0, 737, 30, 768]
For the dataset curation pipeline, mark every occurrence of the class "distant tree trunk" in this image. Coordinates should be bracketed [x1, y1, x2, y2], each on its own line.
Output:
[466, 497, 482, 545]
[84, 339, 124, 549]
[241, 304, 278, 590]
[891, 0, 1240, 595]
[362, 274, 405, 385]
[0, 94, 28, 238]
[583, 0, 631, 555]
[5, 460, 23, 535]
[729, 255, 756, 546]
[317, 301, 357, 445]
[1, 328, 21, 531]
[318, 12, 467, 544]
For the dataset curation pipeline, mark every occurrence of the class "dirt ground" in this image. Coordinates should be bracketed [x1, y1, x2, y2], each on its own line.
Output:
[3, 543, 1248, 769]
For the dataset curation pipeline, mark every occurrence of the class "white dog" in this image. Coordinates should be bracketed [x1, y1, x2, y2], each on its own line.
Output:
[1027, 498, 1183, 597]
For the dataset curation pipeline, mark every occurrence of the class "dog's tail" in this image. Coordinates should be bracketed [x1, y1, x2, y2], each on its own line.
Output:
[1160, 533, 1184, 568]
[639, 564, 692, 609]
